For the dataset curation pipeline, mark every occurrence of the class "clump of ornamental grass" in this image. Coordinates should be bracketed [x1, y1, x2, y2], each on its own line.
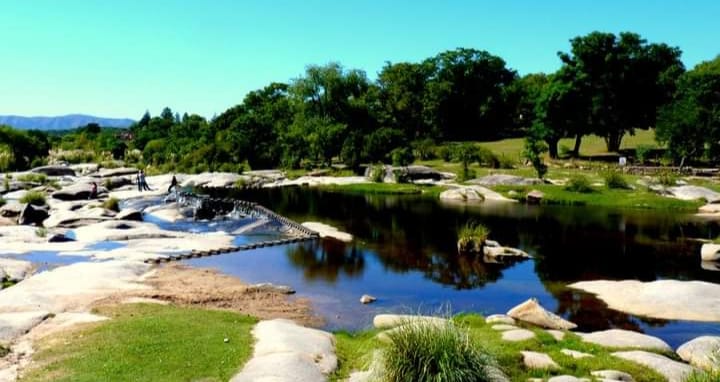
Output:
[20, 191, 46, 206]
[457, 222, 490, 253]
[382, 318, 496, 382]
[603, 170, 629, 189]
[564, 174, 594, 193]
[102, 197, 120, 212]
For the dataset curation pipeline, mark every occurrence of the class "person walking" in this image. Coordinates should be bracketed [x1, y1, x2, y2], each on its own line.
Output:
[140, 170, 152, 191]
[167, 175, 178, 194]
[136, 171, 142, 192]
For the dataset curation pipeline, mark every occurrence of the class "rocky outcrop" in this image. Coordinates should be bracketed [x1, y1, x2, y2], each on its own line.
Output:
[568, 279, 720, 322]
[182, 172, 242, 188]
[526, 190, 544, 204]
[0, 258, 33, 282]
[483, 240, 531, 260]
[667, 185, 720, 202]
[701, 244, 720, 262]
[0, 311, 51, 342]
[676, 336, 720, 371]
[230, 319, 337, 382]
[579, 329, 671, 351]
[43, 205, 116, 228]
[469, 174, 542, 187]
[485, 314, 515, 325]
[0, 202, 22, 218]
[440, 185, 513, 203]
[51, 183, 107, 201]
[30, 165, 75, 177]
[95, 167, 138, 178]
[612, 351, 697, 382]
[365, 165, 454, 183]
[507, 298, 577, 330]
[72, 220, 183, 242]
[115, 208, 143, 221]
[17, 203, 48, 226]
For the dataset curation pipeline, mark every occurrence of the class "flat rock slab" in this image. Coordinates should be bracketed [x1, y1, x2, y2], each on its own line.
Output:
[668, 185, 720, 202]
[612, 351, 697, 382]
[486, 314, 515, 325]
[491, 324, 518, 331]
[580, 329, 670, 351]
[561, 349, 594, 359]
[547, 329, 566, 341]
[507, 298, 577, 330]
[520, 351, 559, 370]
[502, 329, 535, 342]
[548, 376, 590, 382]
[569, 279, 720, 322]
[591, 369, 636, 381]
[676, 336, 720, 371]
[373, 314, 447, 329]
[0, 311, 50, 342]
[230, 319, 336, 382]
[301, 222, 352, 242]
[0, 258, 33, 282]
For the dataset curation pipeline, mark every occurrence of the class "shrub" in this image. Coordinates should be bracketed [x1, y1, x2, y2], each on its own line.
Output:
[102, 198, 120, 212]
[658, 171, 678, 187]
[564, 174, 594, 193]
[20, 191, 46, 206]
[603, 170, 629, 189]
[17, 173, 47, 184]
[496, 155, 516, 169]
[35, 227, 47, 238]
[383, 318, 495, 382]
[411, 138, 436, 161]
[457, 222, 490, 253]
[436, 145, 454, 162]
[523, 128, 548, 179]
[635, 144, 655, 164]
[391, 147, 415, 167]
[370, 164, 386, 183]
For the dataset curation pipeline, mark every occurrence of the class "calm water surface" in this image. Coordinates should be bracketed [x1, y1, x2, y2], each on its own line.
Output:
[182, 187, 720, 347]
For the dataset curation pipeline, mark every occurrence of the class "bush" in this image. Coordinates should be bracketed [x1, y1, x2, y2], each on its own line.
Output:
[436, 145, 454, 162]
[102, 198, 120, 212]
[658, 171, 678, 187]
[457, 222, 490, 253]
[383, 317, 495, 382]
[411, 138, 436, 160]
[20, 191, 46, 206]
[17, 173, 47, 184]
[391, 147, 415, 167]
[564, 174, 594, 193]
[603, 170, 629, 189]
[635, 144, 655, 164]
[35, 227, 47, 238]
[370, 164, 386, 183]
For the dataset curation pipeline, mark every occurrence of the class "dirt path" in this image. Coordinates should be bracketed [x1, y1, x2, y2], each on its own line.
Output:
[99, 264, 323, 327]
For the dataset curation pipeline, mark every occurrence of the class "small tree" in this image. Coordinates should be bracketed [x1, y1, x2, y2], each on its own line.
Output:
[523, 125, 548, 179]
[452, 143, 479, 181]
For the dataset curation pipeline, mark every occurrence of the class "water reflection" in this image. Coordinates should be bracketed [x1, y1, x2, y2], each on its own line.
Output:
[286, 241, 364, 283]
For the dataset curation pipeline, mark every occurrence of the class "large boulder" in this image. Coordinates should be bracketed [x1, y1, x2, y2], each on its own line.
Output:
[30, 165, 75, 177]
[580, 329, 671, 351]
[0, 258, 33, 282]
[667, 185, 720, 202]
[676, 336, 720, 371]
[469, 174, 542, 187]
[52, 183, 107, 201]
[43, 206, 116, 228]
[507, 298, 577, 330]
[701, 244, 720, 262]
[611, 351, 697, 382]
[101, 176, 133, 190]
[95, 167, 138, 178]
[182, 172, 242, 188]
[17, 203, 49, 226]
[69, 163, 100, 175]
[115, 208, 143, 222]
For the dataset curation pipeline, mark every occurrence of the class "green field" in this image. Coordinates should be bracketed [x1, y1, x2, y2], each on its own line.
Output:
[23, 304, 257, 382]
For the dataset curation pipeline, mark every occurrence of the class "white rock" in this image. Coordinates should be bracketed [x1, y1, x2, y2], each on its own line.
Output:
[360, 295, 376, 304]
[72, 220, 183, 242]
[0, 311, 50, 342]
[561, 349, 593, 359]
[591, 369, 635, 382]
[612, 351, 697, 382]
[548, 376, 590, 382]
[301, 222, 352, 242]
[676, 336, 720, 371]
[520, 351, 559, 370]
[372, 314, 447, 330]
[486, 314, 515, 325]
[501, 329, 535, 342]
[0, 258, 33, 282]
[230, 319, 336, 382]
[667, 185, 720, 202]
[579, 329, 670, 351]
[507, 298, 577, 330]
[701, 244, 720, 262]
[546, 329, 566, 341]
[569, 279, 720, 322]
[491, 324, 518, 331]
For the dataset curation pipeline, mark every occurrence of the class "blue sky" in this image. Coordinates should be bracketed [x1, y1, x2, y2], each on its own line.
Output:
[1, 0, 718, 119]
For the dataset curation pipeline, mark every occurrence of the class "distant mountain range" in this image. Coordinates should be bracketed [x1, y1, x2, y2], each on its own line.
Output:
[0, 114, 135, 130]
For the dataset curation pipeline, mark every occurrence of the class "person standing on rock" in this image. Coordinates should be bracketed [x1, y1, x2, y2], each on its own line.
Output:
[136, 171, 142, 192]
[140, 170, 152, 191]
[168, 175, 178, 194]
[89, 182, 98, 199]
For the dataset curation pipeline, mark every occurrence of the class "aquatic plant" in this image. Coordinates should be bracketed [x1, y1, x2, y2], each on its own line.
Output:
[382, 318, 495, 382]
[20, 191, 46, 206]
[457, 222, 490, 253]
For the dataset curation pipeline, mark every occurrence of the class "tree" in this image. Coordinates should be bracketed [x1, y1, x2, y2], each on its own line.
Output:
[523, 124, 548, 179]
[657, 56, 720, 166]
[423, 48, 517, 141]
[377, 62, 433, 139]
[558, 32, 684, 152]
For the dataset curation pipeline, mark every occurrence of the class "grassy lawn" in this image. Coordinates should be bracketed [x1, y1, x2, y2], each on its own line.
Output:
[332, 314, 667, 382]
[22, 304, 257, 382]
[318, 182, 446, 197]
[493, 184, 704, 211]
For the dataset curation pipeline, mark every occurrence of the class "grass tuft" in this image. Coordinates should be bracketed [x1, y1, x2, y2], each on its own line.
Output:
[564, 174, 594, 193]
[101, 198, 120, 212]
[457, 222, 490, 253]
[603, 170, 630, 189]
[383, 319, 495, 382]
[20, 190, 47, 206]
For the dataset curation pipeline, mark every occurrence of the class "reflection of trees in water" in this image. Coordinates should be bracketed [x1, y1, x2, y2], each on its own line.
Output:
[426, 254, 525, 289]
[285, 240, 364, 283]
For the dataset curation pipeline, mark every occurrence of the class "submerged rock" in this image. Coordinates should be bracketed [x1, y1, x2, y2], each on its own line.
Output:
[359, 294, 376, 304]
[507, 298, 577, 330]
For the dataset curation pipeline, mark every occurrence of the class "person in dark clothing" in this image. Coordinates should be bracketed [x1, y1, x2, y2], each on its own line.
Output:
[140, 170, 152, 191]
[168, 175, 178, 194]
[136, 171, 142, 192]
[89, 182, 98, 199]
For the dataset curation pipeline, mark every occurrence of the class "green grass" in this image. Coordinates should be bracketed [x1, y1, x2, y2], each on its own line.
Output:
[458, 222, 490, 253]
[494, 184, 703, 211]
[17, 173, 48, 184]
[319, 183, 445, 197]
[23, 303, 257, 382]
[19, 190, 47, 206]
[332, 313, 667, 382]
[101, 197, 120, 212]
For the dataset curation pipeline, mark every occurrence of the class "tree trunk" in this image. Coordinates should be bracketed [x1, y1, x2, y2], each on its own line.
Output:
[546, 138, 559, 159]
[604, 132, 624, 152]
[572, 134, 583, 158]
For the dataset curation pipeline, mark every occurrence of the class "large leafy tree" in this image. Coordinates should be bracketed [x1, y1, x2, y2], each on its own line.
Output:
[558, 32, 684, 152]
[376, 61, 434, 139]
[423, 48, 517, 141]
[656, 56, 720, 165]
